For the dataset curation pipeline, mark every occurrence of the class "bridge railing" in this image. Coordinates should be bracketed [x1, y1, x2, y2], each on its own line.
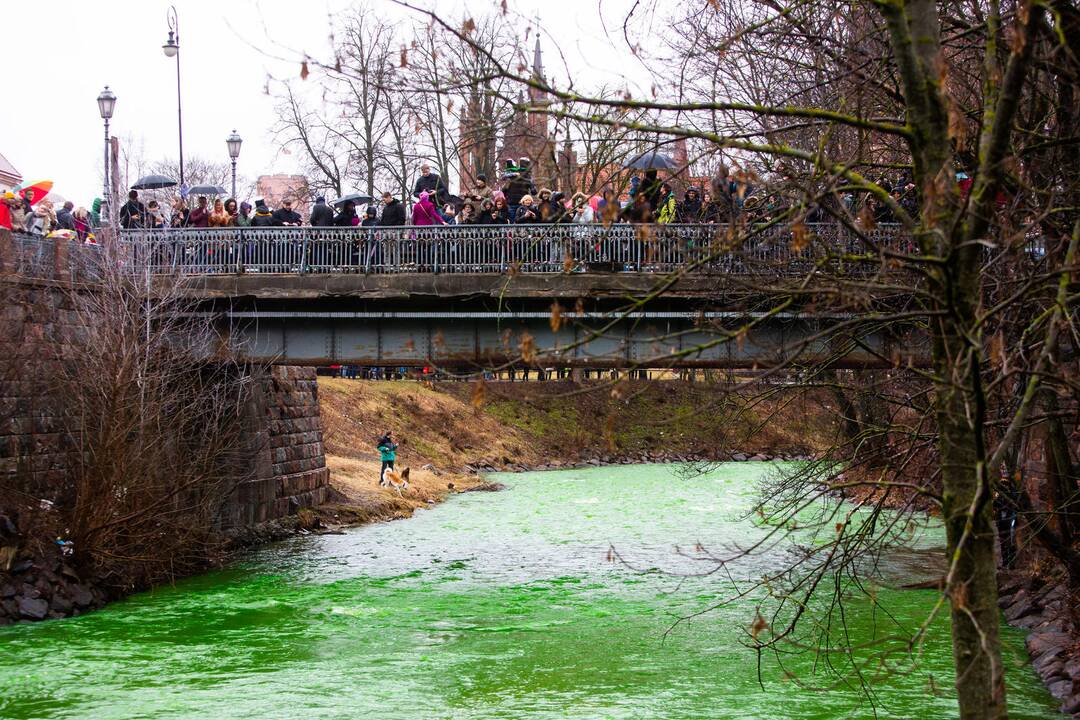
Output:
[118, 223, 908, 275]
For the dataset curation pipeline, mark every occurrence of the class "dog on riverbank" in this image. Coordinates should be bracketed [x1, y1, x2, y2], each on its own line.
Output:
[381, 466, 411, 496]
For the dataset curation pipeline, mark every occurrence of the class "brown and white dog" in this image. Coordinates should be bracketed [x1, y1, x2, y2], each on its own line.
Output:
[381, 466, 411, 496]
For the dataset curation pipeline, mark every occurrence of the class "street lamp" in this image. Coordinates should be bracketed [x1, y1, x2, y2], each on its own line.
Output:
[97, 86, 116, 228]
[226, 130, 242, 199]
[162, 5, 184, 189]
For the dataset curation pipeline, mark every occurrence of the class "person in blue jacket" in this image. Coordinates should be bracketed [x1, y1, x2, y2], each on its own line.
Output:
[377, 431, 398, 486]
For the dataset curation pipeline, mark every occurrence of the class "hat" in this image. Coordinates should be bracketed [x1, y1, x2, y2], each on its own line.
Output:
[240, 201, 252, 212]
[477, 174, 487, 181]
[255, 198, 267, 207]
[316, 196, 326, 203]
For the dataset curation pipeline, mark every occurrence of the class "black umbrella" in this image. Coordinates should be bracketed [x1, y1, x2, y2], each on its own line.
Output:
[131, 174, 177, 190]
[624, 151, 677, 171]
[333, 193, 374, 207]
[187, 184, 227, 196]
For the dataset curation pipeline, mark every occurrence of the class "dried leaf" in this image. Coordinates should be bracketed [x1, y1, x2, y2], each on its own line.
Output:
[751, 612, 768, 640]
[470, 379, 486, 414]
[858, 204, 877, 231]
[549, 302, 563, 333]
[334, 57, 342, 73]
[300, 60, 310, 80]
[606, 547, 614, 562]
[462, 17, 476, 35]
[989, 331, 1005, 368]
[519, 332, 536, 363]
[790, 221, 809, 252]
[947, 101, 968, 148]
[400, 46, 408, 67]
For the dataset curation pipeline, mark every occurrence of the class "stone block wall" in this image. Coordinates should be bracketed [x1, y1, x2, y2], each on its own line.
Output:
[1, 230, 329, 530]
[221, 366, 330, 527]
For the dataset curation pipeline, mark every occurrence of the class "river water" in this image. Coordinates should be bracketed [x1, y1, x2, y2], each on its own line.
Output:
[0, 463, 1058, 719]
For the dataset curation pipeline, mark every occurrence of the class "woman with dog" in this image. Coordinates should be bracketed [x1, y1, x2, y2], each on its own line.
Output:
[377, 432, 398, 485]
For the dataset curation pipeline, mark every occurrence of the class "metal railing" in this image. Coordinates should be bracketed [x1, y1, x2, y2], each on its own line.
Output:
[118, 223, 909, 275]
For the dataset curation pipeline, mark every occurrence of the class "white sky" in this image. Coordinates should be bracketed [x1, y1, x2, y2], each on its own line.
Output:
[1, 0, 654, 207]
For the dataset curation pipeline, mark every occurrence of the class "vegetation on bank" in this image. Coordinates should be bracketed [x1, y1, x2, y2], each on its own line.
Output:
[317, 376, 835, 472]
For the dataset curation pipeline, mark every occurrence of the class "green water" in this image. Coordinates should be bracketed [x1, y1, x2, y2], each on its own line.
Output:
[0, 463, 1057, 719]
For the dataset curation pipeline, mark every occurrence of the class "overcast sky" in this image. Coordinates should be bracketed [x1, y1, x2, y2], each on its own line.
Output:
[1, 0, 653, 207]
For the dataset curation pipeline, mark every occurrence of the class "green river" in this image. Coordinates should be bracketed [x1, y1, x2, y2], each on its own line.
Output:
[0, 463, 1058, 719]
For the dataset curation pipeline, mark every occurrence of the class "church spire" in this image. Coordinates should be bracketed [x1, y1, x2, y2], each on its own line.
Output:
[532, 34, 544, 81]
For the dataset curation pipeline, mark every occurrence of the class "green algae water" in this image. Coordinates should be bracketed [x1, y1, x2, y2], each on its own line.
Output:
[0, 463, 1057, 719]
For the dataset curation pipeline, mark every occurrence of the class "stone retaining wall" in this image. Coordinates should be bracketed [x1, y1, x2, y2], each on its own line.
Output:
[1, 229, 329, 529]
[222, 366, 330, 527]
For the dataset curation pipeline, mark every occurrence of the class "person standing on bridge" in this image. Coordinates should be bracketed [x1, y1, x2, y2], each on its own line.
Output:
[309, 196, 334, 227]
[379, 192, 406, 226]
[377, 432, 398, 486]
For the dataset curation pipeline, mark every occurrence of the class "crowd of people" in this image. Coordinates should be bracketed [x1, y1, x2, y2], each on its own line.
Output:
[1, 189, 97, 241]
[2, 158, 920, 241]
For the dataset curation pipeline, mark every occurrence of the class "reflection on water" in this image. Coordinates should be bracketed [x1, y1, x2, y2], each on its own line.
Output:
[0, 463, 1056, 719]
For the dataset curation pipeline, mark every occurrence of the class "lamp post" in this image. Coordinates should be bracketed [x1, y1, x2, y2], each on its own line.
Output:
[96, 86, 117, 228]
[162, 5, 184, 190]
[226, 130, 242, 199]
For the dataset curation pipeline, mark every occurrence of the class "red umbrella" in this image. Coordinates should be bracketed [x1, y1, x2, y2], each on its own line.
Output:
[14, 180, 54, 206]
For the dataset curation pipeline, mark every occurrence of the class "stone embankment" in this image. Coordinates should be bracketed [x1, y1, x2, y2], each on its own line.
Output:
[998, 574, 1080, 716]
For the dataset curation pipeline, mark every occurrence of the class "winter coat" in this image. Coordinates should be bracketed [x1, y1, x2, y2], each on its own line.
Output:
[572, 206, 594, 224]
[676, 195, 703, 223]
[56, 207, 76, 230]
[379, 199, 406, 226]
[251, 209, 275, 227]
[480, 207, 511, 225]
[334, 207, 358, 227]
[514, 204, 539, 224]
[537, 199, 562, 223]
[272, 208, 302, 226]
[309, 201, 335, 227]
[188, 206, 210, 228]
[120, 200, 147, 229]
[503, 174, 535, 206]
[466, 183, 494, 204]
[656, 194, 678, 223]
[377, 438, 397, 462]
[413, 173, 447, 202]
[411, 194, 444, 226]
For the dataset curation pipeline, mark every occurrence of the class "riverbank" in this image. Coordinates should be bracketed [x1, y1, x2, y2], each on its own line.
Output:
[312, 377, 831, 527]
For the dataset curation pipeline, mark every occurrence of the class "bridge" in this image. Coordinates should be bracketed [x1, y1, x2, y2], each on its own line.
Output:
[11, 224, 925, 370]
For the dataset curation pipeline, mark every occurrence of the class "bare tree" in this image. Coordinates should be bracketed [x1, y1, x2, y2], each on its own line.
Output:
[402, 3, 1079, 717]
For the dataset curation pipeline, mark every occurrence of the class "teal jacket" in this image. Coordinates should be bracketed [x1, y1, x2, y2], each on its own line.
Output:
[377, 440, 397, 462]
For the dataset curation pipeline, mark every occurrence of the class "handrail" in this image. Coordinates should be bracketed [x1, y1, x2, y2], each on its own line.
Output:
[118, 223, 909, 275]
